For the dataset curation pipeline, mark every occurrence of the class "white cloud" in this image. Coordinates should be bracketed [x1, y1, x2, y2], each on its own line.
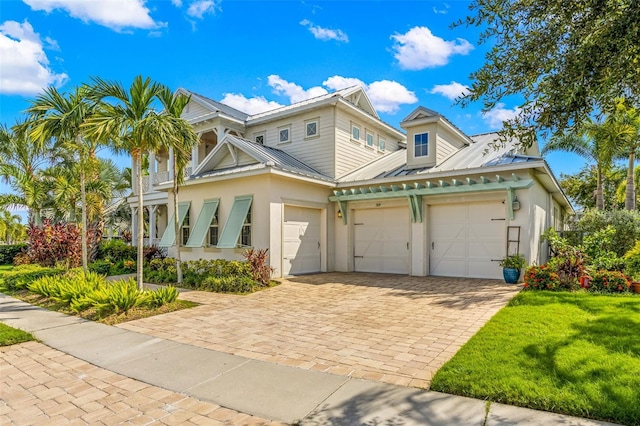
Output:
[391, 26, 473, 70]
[366, 80, 418, 113]
[482, 103, 521, 129]
[324, 75, 417, 113]
[433, 3, 450, 14]
[0, 20, 68, 96]
[187, 0, 218, 19]
[323, 76, 365, 90]
[171, 0, 182, 6]
[300, 19, 348, 42]
[220, 93, 283, 115]
[267, 75, 328, 103]
[23, 0, 162, 31]
[430, 81, 470, 101]
[221, 75, 416, 117]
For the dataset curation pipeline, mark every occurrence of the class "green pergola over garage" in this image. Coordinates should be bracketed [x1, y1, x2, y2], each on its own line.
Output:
[329, 174, 533, 224]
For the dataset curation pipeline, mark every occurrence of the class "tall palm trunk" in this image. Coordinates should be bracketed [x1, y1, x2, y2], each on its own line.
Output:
[596, 165, 604, 210]
[173, 155, 183, 284]
[78, 135, 88, 272]
[626, 150, 636, 210]
[136, 149, 144, 290]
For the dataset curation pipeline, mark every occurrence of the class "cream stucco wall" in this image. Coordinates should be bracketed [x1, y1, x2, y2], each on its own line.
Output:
[165, 171, 333, 277]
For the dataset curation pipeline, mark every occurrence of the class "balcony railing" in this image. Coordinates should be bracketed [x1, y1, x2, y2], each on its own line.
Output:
[132, 167, 194, 195]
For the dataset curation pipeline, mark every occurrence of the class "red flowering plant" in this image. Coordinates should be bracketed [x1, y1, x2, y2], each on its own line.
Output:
[523, 264, 561, 290]
[588, 270, 631, 293]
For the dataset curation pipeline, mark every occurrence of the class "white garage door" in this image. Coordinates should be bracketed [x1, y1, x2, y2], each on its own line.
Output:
[354, 207, 410, 274]
[430, 202, 505, 279]
[283, 206, 321, 276]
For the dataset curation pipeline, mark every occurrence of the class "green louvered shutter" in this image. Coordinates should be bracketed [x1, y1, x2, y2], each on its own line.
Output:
[217, 195, 252, 248]
[158, 201, 191, 247]
[185, 199, 219, 248]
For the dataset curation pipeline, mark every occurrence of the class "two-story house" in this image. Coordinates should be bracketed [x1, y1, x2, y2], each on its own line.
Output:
[127, 86, 572, 279]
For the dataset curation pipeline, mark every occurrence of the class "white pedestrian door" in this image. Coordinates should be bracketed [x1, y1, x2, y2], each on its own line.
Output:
[283, 206, 321, 275]
[430, 202, 505, 279]
[354, 207, 410, 274]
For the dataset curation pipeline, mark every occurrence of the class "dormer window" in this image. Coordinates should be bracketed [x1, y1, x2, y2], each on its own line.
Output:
[414, 133, 429, 157]
[352, 125, 360, 141]
[305, 119, 318, 138]
[279, 126, 291, 144]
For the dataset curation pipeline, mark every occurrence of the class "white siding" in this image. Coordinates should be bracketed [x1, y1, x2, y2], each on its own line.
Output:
[215, 151, 257, 169]
[246, 107, 336, 178]
[182, 100, 211, 121]
[334, 107, 401, 178]
[436, 134, 458, 164]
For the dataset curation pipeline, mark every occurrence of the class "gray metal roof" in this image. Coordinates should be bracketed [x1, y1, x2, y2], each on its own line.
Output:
[338, 132, 542, 182]
[193, 135, 332, 182]
[180, 88, 250, 121]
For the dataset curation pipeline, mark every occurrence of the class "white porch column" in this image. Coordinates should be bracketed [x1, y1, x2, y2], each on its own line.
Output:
[149, 205, 158, 243]
[148, 152, 156, 190]
[131, 207, 138, 246]
[191, 145, 199, 171]
[168, 148, 174, 181]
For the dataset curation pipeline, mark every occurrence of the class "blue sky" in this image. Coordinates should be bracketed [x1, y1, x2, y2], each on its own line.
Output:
[0, 0, 583, 221]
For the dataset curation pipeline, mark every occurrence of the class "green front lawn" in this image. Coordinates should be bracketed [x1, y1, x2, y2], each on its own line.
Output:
[431, 291, 640, 425]
[0, 323, 35, 346]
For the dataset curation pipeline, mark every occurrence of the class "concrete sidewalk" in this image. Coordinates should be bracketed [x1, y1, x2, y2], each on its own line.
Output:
[0, 294, 617, 425]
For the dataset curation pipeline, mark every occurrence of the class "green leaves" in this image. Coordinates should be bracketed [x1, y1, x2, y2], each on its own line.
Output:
[461, 0, 640, 147]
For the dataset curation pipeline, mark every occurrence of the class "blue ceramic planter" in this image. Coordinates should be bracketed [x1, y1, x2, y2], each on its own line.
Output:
[503, 268, 520, 284]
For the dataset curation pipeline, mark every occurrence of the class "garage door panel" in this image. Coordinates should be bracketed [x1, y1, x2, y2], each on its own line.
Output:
[430, 202, 505, 279]
[354, 207, 410, 274]
[283, 206, 321, 276]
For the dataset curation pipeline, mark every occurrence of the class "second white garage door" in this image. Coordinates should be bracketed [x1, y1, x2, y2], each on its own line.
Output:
[430, 202, 506, 279]
[354, 207, 410, 274]
[283, 206, 321, 276]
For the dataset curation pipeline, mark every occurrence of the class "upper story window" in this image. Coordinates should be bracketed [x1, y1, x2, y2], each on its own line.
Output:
[366, 132, 374, 147]
[305, 120, 318, 138]
[278, 126, 291, 144]
[414, 133, 429, 157]
[254, 132, 265, 145]
[351, 125, 360, 141]
[379, 138, 386, 151]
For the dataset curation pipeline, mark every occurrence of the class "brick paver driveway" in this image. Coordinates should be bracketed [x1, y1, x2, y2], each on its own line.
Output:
[119, 273, 520, 388]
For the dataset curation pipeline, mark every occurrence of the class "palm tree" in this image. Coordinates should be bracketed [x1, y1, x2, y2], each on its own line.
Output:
[157, 87, 199, 284]
[606, 99, 640, 210]
[0, 122, 52, 224]
[83, 76, 186, 289]
[542, 118, 620, 210]
[27, 86, 100, 272]
[0, 210, 26, 244]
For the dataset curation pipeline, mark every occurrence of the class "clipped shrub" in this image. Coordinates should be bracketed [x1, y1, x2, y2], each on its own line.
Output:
[0, 244, 27, 265]
[589, 270, 631, 293]
[243, 248, 274, 286]
[199, 275, 257, 294]
[2, 265, 65, 291]
[88, 260, 113, 276]
[97, 239, 136, 262]
[523, 264, 561, 290]
[12, 252, 31, 266]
